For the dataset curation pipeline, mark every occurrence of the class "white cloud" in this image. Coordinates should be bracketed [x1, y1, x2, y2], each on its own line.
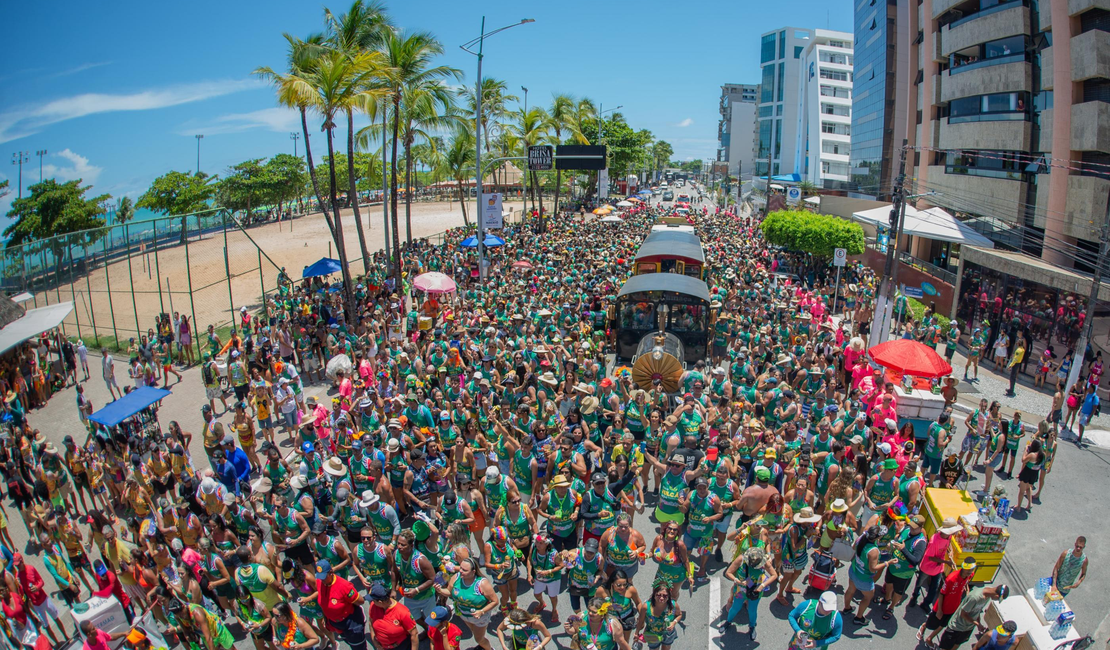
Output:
[674, 118, 693, 128]
[176, 107, 301, 136]
[40, 149, 103, 185]
[0, 78, 264, 144]
[50, 62, 112, 78]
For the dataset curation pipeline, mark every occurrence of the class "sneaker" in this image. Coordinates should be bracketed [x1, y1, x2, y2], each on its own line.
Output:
[714, 548, 723, 563]
[748, 627, 757, 641]
[853, 616, 867, 626]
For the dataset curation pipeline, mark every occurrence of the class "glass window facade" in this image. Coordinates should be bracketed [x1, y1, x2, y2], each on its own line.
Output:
[777, 63, 785, 101]
[758, 120, 773, 158]
[779, 30, 786, 59]
[761, 33, 777, 63]
[761, 64, 775, 103]
[948, 92, 1029, 123]
[850, 1, 897, 198]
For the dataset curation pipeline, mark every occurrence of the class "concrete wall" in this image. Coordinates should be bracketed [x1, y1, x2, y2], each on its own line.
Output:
[941, 4, 1030, 57]
[1065, 174, 1110, 241]
[819, 195, 888, 221]
[938, 120, 1033, 152]
[1068, 0, 1110, 15]
[932, 0, 963, 19]
[926, 165, 1028, 222]
[1042, 46, 1054, 90]
[940, 62, 1033, 103]
[1070, 29, 1110, 82]
[1072, 101, 1110, 153]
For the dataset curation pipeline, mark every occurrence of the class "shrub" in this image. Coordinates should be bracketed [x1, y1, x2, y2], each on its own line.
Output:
[761, 210, 865, 258]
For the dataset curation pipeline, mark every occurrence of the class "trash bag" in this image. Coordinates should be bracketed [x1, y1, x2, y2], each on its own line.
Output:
[325, 354, 353, 382]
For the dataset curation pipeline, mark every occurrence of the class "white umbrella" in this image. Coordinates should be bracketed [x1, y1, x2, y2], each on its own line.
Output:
[616, 200, 633, 207]
[600, 215, 624, 223]
[770, 183, 785, 190]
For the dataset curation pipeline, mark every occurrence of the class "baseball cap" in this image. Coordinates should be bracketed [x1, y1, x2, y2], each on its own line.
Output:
[425, 606, 451, 628]
[818, 591, 837, 610]
[583, 538, 600, 552]
[754, 466, 772, 482]
[369, 583, 389, 600]
[314, 559, 332, 580]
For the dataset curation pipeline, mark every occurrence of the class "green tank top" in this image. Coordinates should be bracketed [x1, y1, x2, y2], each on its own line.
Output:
[367, 505, 393, 543]
[313, 537, 347, 577]
[888, 528, 921, 579]
[575, 617, 617, 650]
[489, 543, 517, 579]
[850, 542, 877, 583]
[418, 538, 443, 573]
[569, 550, 599, 589]
[869, 475, 896, 506]
[644, 604, 675, 640]
[686, 494, 717, 537]
[355, 543, 391, 588]
[898, 475, 920, 503]
[658, 471, 686, 515]
[395, 550, 432, 601]
[546, 491, 577, 537]
[512, 451, 534, 495]
[500, 505, 531, 540]
[486, 477, 509, 510]
[607, 532, 637, 567]
[608, 590, 633, 618]
[451, 575, 490, 617]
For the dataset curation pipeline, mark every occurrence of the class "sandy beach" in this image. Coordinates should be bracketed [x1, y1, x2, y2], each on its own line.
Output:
[32, 198, 525, 348]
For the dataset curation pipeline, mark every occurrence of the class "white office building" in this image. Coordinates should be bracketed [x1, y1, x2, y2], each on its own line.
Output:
[795, 29, 854, 189]
[717, 83, 759, 178]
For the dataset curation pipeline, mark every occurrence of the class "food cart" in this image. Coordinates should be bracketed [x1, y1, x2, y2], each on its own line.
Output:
[923, 488, 1008, 583]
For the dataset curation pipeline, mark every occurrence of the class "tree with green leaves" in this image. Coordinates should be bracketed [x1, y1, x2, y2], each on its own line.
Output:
[114, 196, 135, 225]
[441, 132, 474, 227]
[137, 170, 216, 243]
[547, 93, 589, 219]
[215, 159, 269, 222]
[0, 179, 9, 200]
[580, 113, 653, 188]
[4, 179, 110, 283]
[263, 153, 308, 220]
[761, 210, 865, 257]
[651, 141, 673, 178]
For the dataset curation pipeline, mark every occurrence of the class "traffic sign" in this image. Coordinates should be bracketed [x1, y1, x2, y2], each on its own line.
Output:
[555, 145, 607, 170]
[786, 186, 802, 205]
[833, 248, 847, 267]
[528, 145, 553, 171]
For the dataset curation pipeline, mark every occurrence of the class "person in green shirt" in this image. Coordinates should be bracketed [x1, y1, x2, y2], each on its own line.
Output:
[923, 414, 951, 485]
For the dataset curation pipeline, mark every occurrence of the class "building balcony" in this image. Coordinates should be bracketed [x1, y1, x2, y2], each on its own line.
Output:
[1041, 108, 1054, 144]
[1041, 46, 1053, 90]
[1065, 174, 1110, 241]
[1069, 0, 1110, 17]
[934, 29, 947, 63]
[942, 3, 1029, 57]
[926, 165, 1028, 215]
[942, 61, 1031, 103]
[933, 0, 965, 20]
[1071, 101, 1110, 152]
[938, 119, 1032, 151]
[1071, 29, 1110, 82]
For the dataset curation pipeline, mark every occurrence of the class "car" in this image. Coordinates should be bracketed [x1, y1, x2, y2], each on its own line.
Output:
[663, 191, 675, 201]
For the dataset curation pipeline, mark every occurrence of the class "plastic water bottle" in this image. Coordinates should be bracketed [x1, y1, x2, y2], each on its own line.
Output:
[1034, 577, 1053, 600]
[1045, 599, 1067, 622]
[1048, 611, 1075, 640]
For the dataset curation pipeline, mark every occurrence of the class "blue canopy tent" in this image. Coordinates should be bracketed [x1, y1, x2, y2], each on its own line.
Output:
[88, 387, 172, 428]
[460, 234, 506, 248]
[302, 257, 343, 279]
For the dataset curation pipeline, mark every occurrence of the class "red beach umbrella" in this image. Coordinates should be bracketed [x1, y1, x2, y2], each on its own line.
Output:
[868, 339, 952, 378]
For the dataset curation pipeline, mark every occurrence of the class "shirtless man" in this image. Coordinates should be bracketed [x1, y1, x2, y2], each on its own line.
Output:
[1047, 387, 1064, 435]
[737, 466, 779, 526]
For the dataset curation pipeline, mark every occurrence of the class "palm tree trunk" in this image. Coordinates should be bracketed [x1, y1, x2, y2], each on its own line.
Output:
[535, 170, 544, 232]
[389, 92, 403, 290]
[404, 134, 413, 245]
[554, 169, 563, 222]
[347, 109, 370, 276]
[302, 108, 336, 242]
[456, 181, 469, 227]
[325, 125, 355, 313]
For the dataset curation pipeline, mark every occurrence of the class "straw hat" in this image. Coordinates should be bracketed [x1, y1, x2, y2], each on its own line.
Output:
[549, 475, 571, 489]
[250, 477, 273, 494]
[829, 498, 849, 513]
[359, 490, 380, 509]
[939, 516, 962, 535]
[323, 457, 347, 477]
[943, 375, 960, 386]
[579, 396, 600, 415]
[539, 372, 559, 388]
[289, 474, 308, 490]
[573, 382, 592, 394]
[849, 337, 865, 352]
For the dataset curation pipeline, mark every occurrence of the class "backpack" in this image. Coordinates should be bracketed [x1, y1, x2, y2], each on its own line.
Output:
[202, 363, 215, 386]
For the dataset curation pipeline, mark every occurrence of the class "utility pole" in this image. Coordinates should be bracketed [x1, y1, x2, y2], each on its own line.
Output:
[522, 86, 528, 216]
[1065, 198, 1110, 396]
[195, 135, 204, 174]
[290, 132, 300, 157]
[870, 138, 909, 348]
[10, 152, 29, 199]
[35, 150, 47, 183]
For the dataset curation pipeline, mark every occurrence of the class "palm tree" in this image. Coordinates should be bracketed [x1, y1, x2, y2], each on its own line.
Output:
[509, 106, 548, 219]
[114, 196, 135, 225]
[287, 49, 389, 311]
[412, 138, 445, 200]
[441, 132, 475, 227]
[399, 82, 463, 244]
[547, 93, 588, 225]
[254, 35, 337, 242]
[379, 30, 461, 285]
[325, 0, 392, 274]
[461, 78, 517, 186]
[796, 180, 819, 196]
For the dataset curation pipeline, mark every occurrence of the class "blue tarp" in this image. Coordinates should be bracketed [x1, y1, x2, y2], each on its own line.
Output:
[302, 257, 343, 279]
[459, 235, 506, 248]
[88, 386, 172, 428]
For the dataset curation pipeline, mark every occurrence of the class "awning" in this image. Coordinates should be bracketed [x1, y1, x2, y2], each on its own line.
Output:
[850, 205, 995, 248]
[0, 302, 74, 355]
[87, 386, 172, 428]
[10, 293, 33, 304]
[302, 257, 343, 279]
[617, 273, 712, 303]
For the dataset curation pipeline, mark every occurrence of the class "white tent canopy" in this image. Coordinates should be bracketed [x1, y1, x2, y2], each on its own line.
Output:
[851, 204, 995, 248]
[0, 302, 74, 355]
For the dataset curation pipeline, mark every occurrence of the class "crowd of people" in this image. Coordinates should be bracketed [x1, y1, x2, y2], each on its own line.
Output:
[0, 193, 1090, 650]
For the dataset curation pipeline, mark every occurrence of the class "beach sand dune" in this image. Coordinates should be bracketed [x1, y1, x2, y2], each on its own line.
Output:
[32, 198, 525, 348]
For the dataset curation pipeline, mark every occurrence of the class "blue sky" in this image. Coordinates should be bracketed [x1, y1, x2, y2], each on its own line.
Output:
[0, 0, 852, 219]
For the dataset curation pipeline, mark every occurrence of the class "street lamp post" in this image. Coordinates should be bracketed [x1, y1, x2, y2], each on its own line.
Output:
[460, 17, 535, 281]
[10, 152, 29, 199]
[35, 150, 47, 183]
[195, 135, 204, 175]
[596, 104, 621, 198]
[290, 132, 300, 157]
[522, 86, 528, 216]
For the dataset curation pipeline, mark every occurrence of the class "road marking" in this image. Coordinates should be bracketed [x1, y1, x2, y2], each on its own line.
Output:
[708, 576, 721, 646]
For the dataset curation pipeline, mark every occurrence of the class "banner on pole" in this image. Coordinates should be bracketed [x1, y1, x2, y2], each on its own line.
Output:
[483, 193, 504, 229]
[598, 169, 609, 199]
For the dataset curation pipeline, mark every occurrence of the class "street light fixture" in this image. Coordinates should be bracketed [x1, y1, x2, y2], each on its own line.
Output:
[522, 86, 528, 214]
[460, 17, 535, 281]
[35, 150, 47, 183]
[195, 134, 204, 175]
[595, 104, 622, 198]
[290, 132, 300, 157]
[10, 152, 29, 199]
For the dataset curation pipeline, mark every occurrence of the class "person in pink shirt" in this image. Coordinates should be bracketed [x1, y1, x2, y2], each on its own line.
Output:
[870, 393, 898, 425]
[337, 370, 354, 400]
[843, 337, 866, 378]
[910, 517, 961, 609]
[80, 621, 128, 650]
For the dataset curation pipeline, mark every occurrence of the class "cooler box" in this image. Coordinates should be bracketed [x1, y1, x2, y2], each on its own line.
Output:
[71, 596, 128, 648]
[923, 488, 977, 536]
[950, 538, 1003, 583]
[418, 316, 433, 331]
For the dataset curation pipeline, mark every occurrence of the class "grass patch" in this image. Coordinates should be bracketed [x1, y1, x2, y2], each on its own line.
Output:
[906, 297, 953, 334]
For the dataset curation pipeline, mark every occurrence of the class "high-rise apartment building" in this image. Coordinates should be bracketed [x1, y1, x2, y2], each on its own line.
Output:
[796, 30, 856, 189]
[755, 27, 817, 177]
[717, 83, 759, 178]
[907, 0, 1110, 270]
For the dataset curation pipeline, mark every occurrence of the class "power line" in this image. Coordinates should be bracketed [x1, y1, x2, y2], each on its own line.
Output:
[909, 144, 1110, 176]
